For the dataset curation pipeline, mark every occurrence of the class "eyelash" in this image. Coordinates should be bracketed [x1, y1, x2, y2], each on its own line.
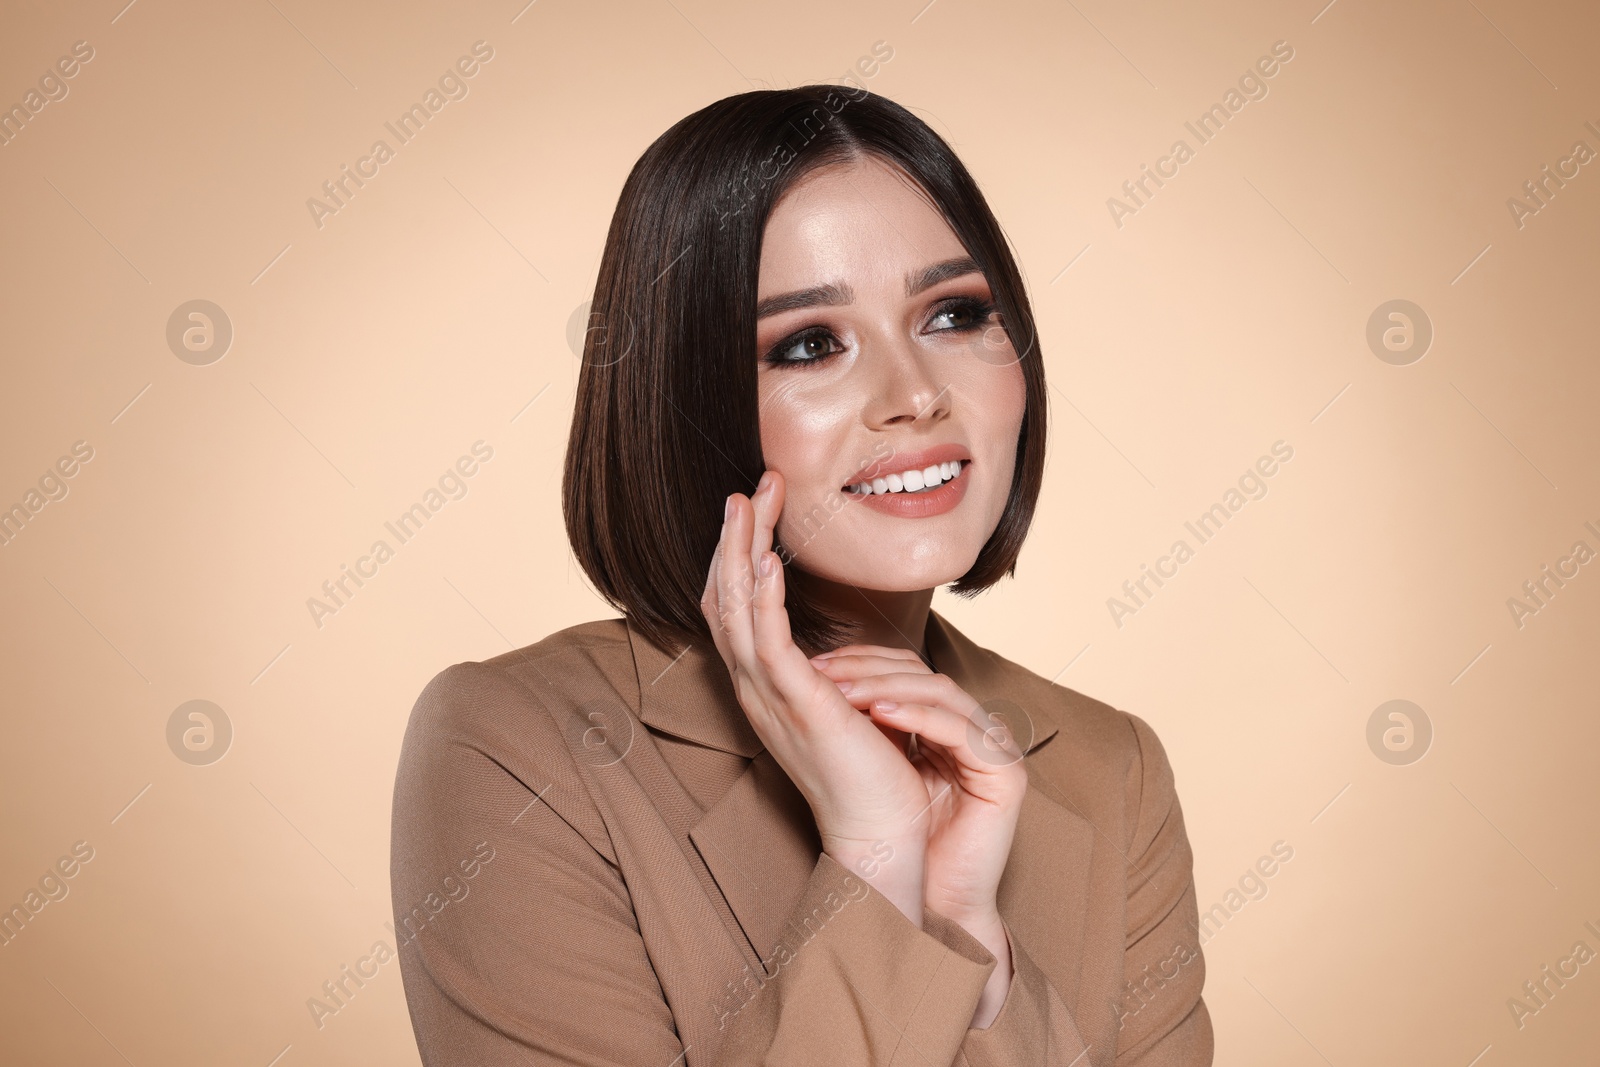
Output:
[761, 296, 1000, 368]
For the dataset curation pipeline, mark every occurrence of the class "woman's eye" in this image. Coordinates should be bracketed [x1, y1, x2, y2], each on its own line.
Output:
[765, 329, 841, 366]
[928, 298, 998, 332]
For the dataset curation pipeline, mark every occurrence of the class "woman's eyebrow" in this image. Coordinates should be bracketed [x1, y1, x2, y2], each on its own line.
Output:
[756, 281, 851, 320]
[907, 255, 983, 297]
[754, 256, 984, 320]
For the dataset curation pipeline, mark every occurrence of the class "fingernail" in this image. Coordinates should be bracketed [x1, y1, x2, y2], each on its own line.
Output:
[874, 700, 902, 713]
[759, 552, 774, 577]
[725, 495, 735, 521]
[836, 681, 855, 696]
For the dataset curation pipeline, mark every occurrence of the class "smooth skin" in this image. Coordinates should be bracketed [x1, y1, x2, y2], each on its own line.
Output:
[699, 155, 1029, 1030]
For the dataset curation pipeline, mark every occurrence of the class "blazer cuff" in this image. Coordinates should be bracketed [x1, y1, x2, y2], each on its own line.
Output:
[940, 917, 1091, 1065]
[717, 850, 996, 1066]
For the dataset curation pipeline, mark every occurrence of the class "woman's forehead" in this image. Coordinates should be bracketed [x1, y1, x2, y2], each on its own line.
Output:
[758, 163, 966, 292]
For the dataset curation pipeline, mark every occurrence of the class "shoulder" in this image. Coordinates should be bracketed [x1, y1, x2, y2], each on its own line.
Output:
[405, 616, 634, 740]
[394, 617, 635, 839]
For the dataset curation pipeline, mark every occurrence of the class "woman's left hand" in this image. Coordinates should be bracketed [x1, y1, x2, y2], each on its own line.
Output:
[808, 645, 1030, 929]
[813, 644, 1027, 1026]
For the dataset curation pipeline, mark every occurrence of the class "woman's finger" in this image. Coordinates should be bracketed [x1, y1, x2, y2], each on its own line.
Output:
[746, 474, 845, 723]
[812, 653, 934, 685]
[862, 699, 978, 751]
[834, 672, 981, 718]
[867, 715, 914, 758]
[749, 470, 779, 564]
[724, 478, 823, 737]
[812, 643, 929, 665]
[700, 503, 737, 674]
[750, 548, 808, 680]
[747, 472, 793, 662]
[843, 672, 1031, 776]
[716, 492, 758, 667]
[866, 701, 1028, 788]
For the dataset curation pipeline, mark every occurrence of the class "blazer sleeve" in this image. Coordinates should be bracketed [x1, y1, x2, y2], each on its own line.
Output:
[391, 663, 688, 1067]
[1112, 712, 1214, 1063]
[711, 848, 1092, 1066]
[718, 709, 1215, 1065]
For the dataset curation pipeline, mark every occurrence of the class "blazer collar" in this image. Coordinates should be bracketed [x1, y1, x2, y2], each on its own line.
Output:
[624, 611, 1061, 758]
[626, 616, 763, 757]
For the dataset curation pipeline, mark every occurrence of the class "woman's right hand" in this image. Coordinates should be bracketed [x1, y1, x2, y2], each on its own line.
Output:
[699, 470, 932, 924]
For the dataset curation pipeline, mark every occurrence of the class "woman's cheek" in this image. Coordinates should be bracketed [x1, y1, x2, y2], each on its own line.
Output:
[759, 380, 856, 481]
[970, 361, 1025, 524]
[756, 378, 815, 461]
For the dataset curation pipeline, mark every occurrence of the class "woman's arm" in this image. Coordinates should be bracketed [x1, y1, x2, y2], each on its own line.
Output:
[391, 662, 688, 1066]
[1113, 713, 1214, 1063]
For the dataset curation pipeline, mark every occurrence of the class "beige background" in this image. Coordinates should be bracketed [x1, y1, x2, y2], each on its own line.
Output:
[2, 0, 1597, 1063]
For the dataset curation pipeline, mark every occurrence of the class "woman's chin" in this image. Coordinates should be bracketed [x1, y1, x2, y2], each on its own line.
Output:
[788, 550, 979, 595]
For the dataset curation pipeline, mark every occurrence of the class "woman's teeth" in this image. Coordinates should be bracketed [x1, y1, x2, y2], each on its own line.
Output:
[845, 460, 967, 496]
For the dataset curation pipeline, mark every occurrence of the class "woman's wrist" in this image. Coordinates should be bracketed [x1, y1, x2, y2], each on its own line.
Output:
[823, 836, 925, 929]
[957, 914, 1014, 1029]
[924, 906, 1013, 1028]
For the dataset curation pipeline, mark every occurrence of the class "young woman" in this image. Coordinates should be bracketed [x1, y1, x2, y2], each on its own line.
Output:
[391, 84, 1212, 1065]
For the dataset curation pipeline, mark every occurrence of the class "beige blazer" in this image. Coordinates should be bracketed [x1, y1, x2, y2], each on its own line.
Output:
[390, 611, 1213, 1065]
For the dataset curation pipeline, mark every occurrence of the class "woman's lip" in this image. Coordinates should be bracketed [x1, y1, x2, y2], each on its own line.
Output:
[847, 461, 971, 519]
[840, 442, 973, 490]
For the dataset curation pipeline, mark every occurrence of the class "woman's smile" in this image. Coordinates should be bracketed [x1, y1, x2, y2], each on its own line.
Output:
[842, 446, 973, 519]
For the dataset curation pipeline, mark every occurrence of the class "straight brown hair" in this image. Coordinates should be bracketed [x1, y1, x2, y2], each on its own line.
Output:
[562, 84, 1048, 657]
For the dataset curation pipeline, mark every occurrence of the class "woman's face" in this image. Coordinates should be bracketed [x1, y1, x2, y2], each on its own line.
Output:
[755, 154, 1027, 592]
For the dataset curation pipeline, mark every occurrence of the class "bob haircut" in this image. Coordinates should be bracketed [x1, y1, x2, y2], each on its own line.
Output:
[563, 84, 1048, 657]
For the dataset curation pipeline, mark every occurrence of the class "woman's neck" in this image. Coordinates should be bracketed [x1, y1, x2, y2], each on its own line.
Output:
[794, 573, 934, 657]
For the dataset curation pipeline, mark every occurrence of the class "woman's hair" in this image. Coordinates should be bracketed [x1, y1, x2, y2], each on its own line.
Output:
[562, 84, 1048, 657]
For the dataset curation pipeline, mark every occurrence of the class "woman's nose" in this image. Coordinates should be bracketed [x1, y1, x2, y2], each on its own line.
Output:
[859, 334, 951, 428]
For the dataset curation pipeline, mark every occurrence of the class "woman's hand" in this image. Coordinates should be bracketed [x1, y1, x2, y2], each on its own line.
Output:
[811, 645, 1029, 1027]
[809, 647, 1030, 929]
[699, 471, 933, 924]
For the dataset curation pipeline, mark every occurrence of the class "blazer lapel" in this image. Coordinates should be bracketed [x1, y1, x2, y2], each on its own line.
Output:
[922, 611, 1061, 758]
[626, 612, 1094, 1001]
[924, 612, 1097, 1005]
[627, 619, 811, 968]
[688, 751, 822, 969]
